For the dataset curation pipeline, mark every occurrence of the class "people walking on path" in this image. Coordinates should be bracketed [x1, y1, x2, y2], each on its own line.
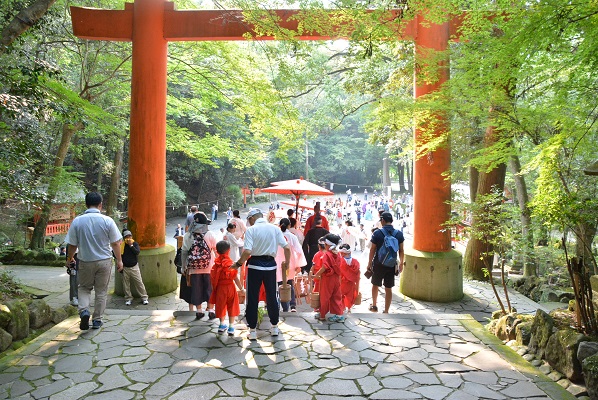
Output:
[358, 223, 368, 252]
[231, 208, 290, 340]
[174, 223, 184, 237]
[288, 217, 304, 245]
[226, 207, 233, 224]
[209, 240, 244, 336]
[302, 217, 329, 274]
[121, 230, 149, 306]
[223, 223, 244, 262]
[303, 201, 330, 234]
[229, 209, 247, 241]
[64, 192, 123, 330]
[275, 218, 306, 312]
[340, 220, 358, 250]
[313, 233, 344, 322]
[180, 212, 217, 320]
[308, 237, 326, 315]
[65, 250, 79, 306]
[185, 205, 198, 232]
[339, 244, 360, 314]
[366, 212, 404, 313]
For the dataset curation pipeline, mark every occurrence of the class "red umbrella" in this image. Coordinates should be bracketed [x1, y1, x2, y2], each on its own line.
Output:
[261, 177, 333, 213]
[280, 200, 315, 210]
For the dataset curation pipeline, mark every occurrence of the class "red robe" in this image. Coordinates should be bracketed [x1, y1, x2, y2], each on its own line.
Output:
[303, 213, 330, 235]
[311, 250, 325, 293]
[340, 257, 360, 308]
[209, 252, 240, 319]
[319, 250, 343, 318]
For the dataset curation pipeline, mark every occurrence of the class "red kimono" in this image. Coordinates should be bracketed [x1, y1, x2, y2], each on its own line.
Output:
[209, 252, 240, 319]
[311, 250, 325, 293]
[340, 257, 360, 308]
[319, 250, 343, 318]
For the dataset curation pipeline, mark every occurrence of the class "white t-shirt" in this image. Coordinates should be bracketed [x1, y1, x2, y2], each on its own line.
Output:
[244, 218, 288, 268]
[64, 208, 122, 262]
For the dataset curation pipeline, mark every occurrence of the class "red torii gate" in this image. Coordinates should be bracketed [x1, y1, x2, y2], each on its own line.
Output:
[71, 0, 463, 301]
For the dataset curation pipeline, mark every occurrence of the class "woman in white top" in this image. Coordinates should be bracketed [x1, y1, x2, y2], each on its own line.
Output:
[288, 217, 304, 245]
[340, 220, 358, 251]
[275, 218, 307, 312]
[224, 223, 244, 262]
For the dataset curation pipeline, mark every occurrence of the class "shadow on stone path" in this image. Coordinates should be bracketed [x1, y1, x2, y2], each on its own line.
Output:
[0, 201, 573, 399]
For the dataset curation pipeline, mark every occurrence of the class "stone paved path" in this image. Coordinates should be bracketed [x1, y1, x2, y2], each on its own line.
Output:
[0, 309, 572, 399]
[0, 203, 572, 399]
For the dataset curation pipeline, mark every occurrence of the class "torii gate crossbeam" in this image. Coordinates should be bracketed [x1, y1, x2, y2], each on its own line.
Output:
[71, 0, 463, 301]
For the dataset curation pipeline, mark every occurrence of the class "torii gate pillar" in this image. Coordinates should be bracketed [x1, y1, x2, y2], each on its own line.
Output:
[400, 15, 462, 302]
[72, 0, 463, 301]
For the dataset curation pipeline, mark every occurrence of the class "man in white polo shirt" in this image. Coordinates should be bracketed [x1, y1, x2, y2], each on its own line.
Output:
[232, 208, 290, 340]
[64, 192, 123, 330]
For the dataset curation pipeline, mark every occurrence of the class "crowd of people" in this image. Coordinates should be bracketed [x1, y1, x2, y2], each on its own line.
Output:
[173, 188, 407, 340]
[63, 189, 406, 340]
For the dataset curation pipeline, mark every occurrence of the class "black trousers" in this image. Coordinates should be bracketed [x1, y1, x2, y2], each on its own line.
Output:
[246, 267, 279, 329]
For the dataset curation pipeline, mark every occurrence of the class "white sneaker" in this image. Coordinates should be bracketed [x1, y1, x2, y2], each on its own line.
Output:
[142, 300, 149, 305]
[125, 300, 132, 306]
[270, 325, 279, 336]
[71, 298, 78, 306]
[248, 329, 257, 341]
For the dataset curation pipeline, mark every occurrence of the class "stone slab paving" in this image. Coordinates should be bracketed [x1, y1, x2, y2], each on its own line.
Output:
[0, 207, 572, 399]
[0, 309, 573, 399]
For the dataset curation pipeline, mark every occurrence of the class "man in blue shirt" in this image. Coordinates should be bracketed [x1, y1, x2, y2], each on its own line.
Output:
[65, 192, 123, 330]
[366, 212, 404, 313]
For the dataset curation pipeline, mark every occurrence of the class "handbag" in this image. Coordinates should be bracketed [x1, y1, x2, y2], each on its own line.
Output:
[175, 248, 182, 274]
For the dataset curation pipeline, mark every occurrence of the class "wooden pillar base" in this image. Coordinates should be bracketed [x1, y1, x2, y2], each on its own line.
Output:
[400, 247, 463, 302]
[115, 245, 177, 297]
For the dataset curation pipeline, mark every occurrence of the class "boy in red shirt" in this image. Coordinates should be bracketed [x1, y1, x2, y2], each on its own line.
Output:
[209, 241, 244, 336]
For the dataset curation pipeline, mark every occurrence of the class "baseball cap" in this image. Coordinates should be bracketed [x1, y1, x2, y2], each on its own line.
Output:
[194, 211, 211, 225]
[247, 208, 263, 218]
[380, 212, 393, 223]
[123, 230, 132, 237]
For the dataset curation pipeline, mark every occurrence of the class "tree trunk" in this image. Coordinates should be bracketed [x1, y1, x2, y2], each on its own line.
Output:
[469, 166, 479, 203]
[463, 122, 508, 280]
[29, 122, 82, 249]
[406, 161, 413, 193]
[574, 222, 598, 275]
[106, 138, 125, 219]
[397, 160, 405, 192]
[508, 155, 535, 276]
[0, 0, 56, 53]
[382, 157, 391, 196]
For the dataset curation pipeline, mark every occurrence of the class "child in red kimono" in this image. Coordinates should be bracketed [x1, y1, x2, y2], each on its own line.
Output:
[209, 241, 244, 336]
[314, 234, 345, 323]
[309, 238, 326, 314]
[338, 244, 360, 313]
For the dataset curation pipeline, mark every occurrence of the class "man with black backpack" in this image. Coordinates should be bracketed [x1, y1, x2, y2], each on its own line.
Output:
[365, 212, 404, 313]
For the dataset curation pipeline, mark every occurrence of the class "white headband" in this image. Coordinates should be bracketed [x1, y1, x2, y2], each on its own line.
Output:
[325, 238, 342, 251]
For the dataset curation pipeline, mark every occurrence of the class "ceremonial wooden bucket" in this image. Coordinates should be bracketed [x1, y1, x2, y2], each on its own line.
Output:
[237, 289, 245, 304]
[279, 284, 292, 303]
[354, 292, 362, 305]
[310, 292, 320, 309]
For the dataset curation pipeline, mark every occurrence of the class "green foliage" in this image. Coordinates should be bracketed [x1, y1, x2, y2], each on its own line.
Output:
[0, 270, 28, 301]
[166, 180, 186, 207]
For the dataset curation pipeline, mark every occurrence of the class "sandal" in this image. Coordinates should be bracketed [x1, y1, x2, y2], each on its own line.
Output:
[368, 304, 378, 312]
